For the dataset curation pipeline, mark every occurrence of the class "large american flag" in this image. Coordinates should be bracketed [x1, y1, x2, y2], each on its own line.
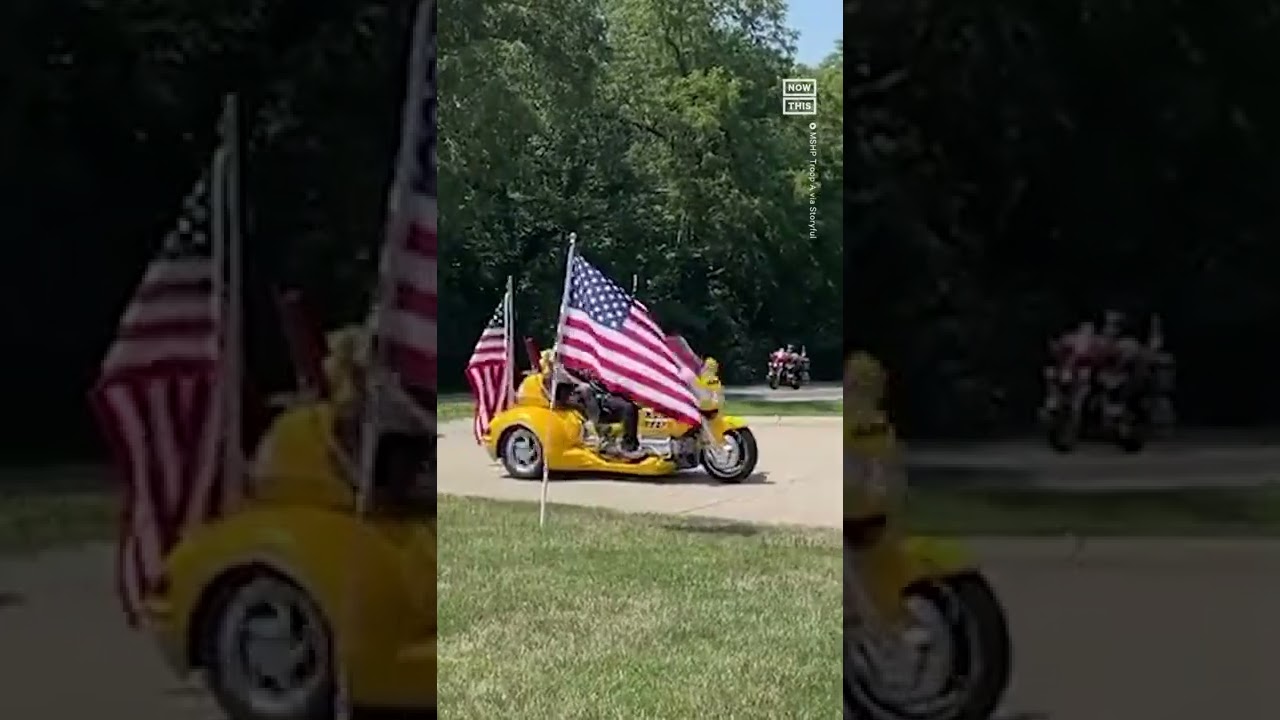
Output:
[373, 0, 437, 418]
[90, 172, 228, 625]
[664, 334, 702, 384]
[465, 294, 512, 442]
[559, 255, 702, 427]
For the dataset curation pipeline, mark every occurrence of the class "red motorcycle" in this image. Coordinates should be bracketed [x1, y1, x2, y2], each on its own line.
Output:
[767, 348, 808, 389]
[1040, 327, 1172, 453]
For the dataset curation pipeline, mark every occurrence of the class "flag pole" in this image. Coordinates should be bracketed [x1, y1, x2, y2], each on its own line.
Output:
[206, 124, 229, 532]
[540, 232, 578, 527]
[505, 275, 515, 404]
[631, 273, 638, 296]
[336, 4, 433, 716]
[222, 93, 245, 507]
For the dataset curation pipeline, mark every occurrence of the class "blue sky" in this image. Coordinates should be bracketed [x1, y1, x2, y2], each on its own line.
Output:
[786, 0, 842, 66]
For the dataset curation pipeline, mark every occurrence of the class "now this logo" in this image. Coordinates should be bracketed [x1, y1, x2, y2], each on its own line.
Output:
[782, 77, 817, 116]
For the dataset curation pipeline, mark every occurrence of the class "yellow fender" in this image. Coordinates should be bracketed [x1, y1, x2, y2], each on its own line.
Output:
[155, 506, 435, 708]
[706, 412, 748, 442]
[485, 404, 584, 466]
[903, 535, 978, 582]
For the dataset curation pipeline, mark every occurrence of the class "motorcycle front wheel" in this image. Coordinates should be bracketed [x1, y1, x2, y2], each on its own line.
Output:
[1045, 407, 1079, 453]
[845, 572, 1012, 720]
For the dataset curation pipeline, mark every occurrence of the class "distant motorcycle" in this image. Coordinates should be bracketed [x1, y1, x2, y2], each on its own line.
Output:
[767, 351, 809, 389]
[1040, 324, 1175, 453]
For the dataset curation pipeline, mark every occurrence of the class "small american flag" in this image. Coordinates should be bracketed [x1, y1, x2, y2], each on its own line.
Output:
[465, 293, 513, 442]
[90, 171, 227, 625]
[374, 0, 437, 419]
[559, 255, 702, 427]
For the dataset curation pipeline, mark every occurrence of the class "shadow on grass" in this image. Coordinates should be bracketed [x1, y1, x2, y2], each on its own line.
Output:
[658, 520, 763, 537]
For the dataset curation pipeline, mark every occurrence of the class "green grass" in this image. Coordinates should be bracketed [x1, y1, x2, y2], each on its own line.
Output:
[0, 490, 115, 555]
[438, 397, 843, 422]
[436, 495, 841, 719]
[906, 485, 1280, 536]
[439, 400, 474, 421]
[3, 480, 1280, 559]
[4, 481, 1280, 558]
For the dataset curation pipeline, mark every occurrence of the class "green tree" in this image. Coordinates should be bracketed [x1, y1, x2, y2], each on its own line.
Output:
[437, 0, 845, 388]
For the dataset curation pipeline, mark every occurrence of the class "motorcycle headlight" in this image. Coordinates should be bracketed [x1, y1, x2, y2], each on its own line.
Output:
[693, 383, 722, 409]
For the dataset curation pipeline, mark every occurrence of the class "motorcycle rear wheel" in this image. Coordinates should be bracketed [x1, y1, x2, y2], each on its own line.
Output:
[499, 425, 545, 479]
[845, 573, 1011, 720]
[768, 374, 780, 390]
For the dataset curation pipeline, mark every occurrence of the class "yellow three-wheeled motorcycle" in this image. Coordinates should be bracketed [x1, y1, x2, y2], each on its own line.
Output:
[143, 328, 436, 720]
[844, 353, 1012, 720]
[484, 354, 759, 483]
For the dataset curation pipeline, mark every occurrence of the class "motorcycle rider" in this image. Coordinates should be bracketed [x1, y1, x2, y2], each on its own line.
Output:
[541, 347, 643, 459]
[1100, 310, 1155, 411]
[326, 322, 434, 509]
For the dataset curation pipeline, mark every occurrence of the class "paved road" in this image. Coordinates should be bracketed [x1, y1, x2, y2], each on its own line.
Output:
[438, 415, 844, 527]
[0, 546, 218, 719]
[440, 416, 1275, 720]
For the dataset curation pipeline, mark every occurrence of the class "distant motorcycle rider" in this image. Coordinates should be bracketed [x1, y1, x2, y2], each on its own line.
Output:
[1053, 309, 1169, 413]
[541, 347, 643, 458]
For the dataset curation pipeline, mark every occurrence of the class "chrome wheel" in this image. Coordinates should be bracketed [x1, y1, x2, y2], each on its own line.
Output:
[701, 428, 758, 483]
[501, 426, 544, 479]
[211, 576, 331, 720]
[708, 436, 741, 470]
[845, 576, 1011, 720]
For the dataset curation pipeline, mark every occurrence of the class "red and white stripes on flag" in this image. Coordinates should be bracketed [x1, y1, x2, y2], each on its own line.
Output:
[558, 254, 703, 427]
[465, 287, 514, 443]
[664, 334, 702, 385]
[373, 0, 437, 419]
[90, 165, 229, 626]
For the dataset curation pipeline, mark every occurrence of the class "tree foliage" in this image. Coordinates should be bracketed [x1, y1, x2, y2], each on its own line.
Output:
[1, 0, 412, 459]
[849, 0, 1280, 435]
[437, 0, 845, 387]
[3, 0, 843, 460]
